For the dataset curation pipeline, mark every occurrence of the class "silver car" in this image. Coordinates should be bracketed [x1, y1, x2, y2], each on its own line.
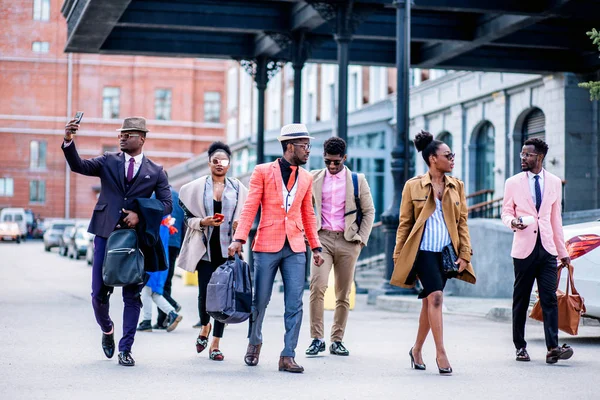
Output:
[43, 220, 75, 251]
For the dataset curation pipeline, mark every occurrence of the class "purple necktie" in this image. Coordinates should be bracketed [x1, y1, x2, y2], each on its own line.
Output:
[126, 158, 135, 182]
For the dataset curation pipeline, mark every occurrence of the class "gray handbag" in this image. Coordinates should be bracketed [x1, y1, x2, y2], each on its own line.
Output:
[102, 229, 145, 287]
[206, 254, 252, 324]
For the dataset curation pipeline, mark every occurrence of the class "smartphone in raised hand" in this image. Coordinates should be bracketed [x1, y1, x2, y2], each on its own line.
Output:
[74, 111, 84, 125]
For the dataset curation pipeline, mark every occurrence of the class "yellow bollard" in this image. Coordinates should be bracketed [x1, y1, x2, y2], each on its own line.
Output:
[323, 267, 356, 311]
[182, 270, 198, 286]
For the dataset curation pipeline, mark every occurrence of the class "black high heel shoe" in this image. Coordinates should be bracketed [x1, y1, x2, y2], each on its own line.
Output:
[436, 358, 452, 375]
[409, 348, 426, 370]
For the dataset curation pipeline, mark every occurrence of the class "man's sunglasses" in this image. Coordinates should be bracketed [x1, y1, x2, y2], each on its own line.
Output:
[324, 159, 343, 166]
[210, 158, 230, 167]
[118, 133, 141, 140]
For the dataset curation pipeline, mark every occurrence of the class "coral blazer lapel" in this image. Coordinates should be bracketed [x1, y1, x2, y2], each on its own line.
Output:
[271, 161, 283, 202]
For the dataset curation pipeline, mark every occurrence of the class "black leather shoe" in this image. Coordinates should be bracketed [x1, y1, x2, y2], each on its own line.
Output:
[330, 341, 349, 356]
[137, 320, 152, 332]
[118, 351, 135, 367]
[102, 331, 115, 359]
[516, 347, 530, 362]
[305, 339, 325, 356]
[152, 322, 167, 330]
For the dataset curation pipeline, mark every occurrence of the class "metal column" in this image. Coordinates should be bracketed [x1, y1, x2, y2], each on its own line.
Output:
[255, 56, 268, 165]
[376, 0, 413, 297]
[334, 5, 352, 143]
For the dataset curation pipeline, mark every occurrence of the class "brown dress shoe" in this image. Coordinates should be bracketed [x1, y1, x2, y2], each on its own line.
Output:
[244, 343, 262, 366]
[278, 356, 304, 373]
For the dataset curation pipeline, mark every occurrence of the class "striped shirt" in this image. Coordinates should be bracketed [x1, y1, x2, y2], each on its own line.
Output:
[420, 197, 452, 252]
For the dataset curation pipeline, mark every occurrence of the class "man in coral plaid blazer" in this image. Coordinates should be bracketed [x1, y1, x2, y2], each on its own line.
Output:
[229, 123, 324, 373]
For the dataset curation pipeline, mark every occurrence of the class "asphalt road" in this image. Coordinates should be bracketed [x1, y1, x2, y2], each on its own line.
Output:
[1, 242, 599, 400]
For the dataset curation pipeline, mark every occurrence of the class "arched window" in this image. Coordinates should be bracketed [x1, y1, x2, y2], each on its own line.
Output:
[437, 131, 453, 150]
[522, 108, 545, 145]
[475, 122, 495, 191]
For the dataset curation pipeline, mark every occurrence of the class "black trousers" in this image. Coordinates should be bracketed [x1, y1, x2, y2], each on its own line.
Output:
[157, 246, 181, 325]
[512, 236, 559, 350]
[197, 259, 225, 338]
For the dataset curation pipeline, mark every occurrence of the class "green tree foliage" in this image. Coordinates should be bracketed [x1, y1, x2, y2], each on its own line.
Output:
[578, 29, 600, 100]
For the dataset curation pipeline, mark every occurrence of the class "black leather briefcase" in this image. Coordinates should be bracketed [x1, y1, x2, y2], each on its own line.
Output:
[102, 229, 145, 287]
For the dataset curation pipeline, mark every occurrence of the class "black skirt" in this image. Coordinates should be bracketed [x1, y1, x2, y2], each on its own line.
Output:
[413, 250, 447, 299]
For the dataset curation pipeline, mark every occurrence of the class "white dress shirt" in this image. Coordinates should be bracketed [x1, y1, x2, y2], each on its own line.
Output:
[527, 169, 545, 205]
[124, 153, 144, 179]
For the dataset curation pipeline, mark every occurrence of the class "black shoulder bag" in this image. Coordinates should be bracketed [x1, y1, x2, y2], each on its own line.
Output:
[102, 229, 145, 287]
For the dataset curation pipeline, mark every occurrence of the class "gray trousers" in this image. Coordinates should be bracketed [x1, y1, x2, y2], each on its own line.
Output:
[249, 242, 306, 358]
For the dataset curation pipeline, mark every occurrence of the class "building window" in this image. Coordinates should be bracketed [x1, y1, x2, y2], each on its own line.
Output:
[155, 89, 172, 120]
[30, 140, 47, 169]
[204, 92, 221, 123]
[102, 145, 118, 153]
[33, 0, 50, 21]
[32, 41, 49, 53]
[0, 178, 14, 197]
[29, 180, 46, 203]
[523, 108, 546, 145]
[102, 87, 120, 119]
[474, 122, 495, 192]
[437, 132, 453, 151]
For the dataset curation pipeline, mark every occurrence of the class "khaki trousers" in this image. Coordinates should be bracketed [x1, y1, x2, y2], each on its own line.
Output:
[309, 230, 361, 342]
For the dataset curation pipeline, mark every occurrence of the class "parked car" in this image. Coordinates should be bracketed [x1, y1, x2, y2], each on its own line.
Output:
[67, 227, 93, 259]
[559, 221, 600, 321]
[86, 234, 95, 265]
[59, 226, 76, 256]
[43, 220, 75, 251]
[0, 208, 27, 240]
[0, 222, 22, 243]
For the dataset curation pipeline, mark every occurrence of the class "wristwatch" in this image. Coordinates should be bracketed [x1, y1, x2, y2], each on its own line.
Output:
[233, 239, 245, 244]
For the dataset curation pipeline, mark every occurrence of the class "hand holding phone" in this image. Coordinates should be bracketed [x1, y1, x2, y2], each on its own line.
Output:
[214, 213, 225, 222]
[65, 111, 84, 140]
[74, 111, 84, 124]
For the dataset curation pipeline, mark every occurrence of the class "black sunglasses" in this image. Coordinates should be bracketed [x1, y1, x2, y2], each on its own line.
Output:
[324, 159, 343, 166]
[438, 153, 456, 161]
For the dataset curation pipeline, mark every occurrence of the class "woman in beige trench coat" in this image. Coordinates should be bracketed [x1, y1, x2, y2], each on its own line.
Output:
[391, 131, 476, 375]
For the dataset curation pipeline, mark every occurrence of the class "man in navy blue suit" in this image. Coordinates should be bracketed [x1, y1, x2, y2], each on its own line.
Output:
[62, 116, 172, 366]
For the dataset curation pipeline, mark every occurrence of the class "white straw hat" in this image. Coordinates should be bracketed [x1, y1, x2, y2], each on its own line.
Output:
[277, 123, 315, 142]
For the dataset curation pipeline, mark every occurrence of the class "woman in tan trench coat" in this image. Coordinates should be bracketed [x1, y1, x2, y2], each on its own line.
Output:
[391, 131, 476, 375]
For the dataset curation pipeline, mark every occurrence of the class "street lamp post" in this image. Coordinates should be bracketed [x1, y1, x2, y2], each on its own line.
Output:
[375, 0, 414, 299]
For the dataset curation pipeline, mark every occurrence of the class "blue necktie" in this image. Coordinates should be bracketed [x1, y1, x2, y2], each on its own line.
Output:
[534, 175, 541, 212]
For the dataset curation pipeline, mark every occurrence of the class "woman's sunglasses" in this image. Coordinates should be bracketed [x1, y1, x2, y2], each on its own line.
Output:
[438, 153, 456, 161]
[210, 158, 230, 167]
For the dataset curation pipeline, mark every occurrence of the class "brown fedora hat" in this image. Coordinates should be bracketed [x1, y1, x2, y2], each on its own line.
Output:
[116, 117, 149, 133]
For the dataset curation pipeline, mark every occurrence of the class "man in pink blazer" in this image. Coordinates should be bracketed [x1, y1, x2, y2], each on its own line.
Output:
[501, 138, 573, 364]
[229, 123, 324, 373]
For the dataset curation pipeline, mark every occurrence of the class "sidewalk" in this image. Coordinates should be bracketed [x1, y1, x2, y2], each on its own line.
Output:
[376, 295, 513, 321]
[376, 294, 600, 326]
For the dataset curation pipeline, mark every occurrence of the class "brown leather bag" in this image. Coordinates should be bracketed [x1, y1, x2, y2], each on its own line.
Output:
[529, 263, 586, 335]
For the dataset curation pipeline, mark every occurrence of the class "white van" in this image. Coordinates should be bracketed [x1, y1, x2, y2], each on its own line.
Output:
[0, 208, 27, 239]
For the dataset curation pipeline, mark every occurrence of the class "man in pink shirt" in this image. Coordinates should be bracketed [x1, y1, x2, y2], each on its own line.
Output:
[306, 137, 375, 356]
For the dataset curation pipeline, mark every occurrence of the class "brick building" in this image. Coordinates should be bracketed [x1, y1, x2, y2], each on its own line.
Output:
[0, 0, 227, 219]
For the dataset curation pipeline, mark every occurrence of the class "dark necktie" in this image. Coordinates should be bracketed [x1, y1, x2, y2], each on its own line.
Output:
[127, 158, 135, 182]
[534, 175, 541, 212]
[287, 166, 298, 191]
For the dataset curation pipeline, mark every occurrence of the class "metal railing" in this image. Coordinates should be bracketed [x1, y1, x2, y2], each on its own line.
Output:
[466, 189, 494, 206]
[356, 222, 385, 270]
[468, 198, 504, 219]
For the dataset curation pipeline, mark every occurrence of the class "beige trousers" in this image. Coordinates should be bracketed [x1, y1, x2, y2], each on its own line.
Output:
[309, 230, 362, 342]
